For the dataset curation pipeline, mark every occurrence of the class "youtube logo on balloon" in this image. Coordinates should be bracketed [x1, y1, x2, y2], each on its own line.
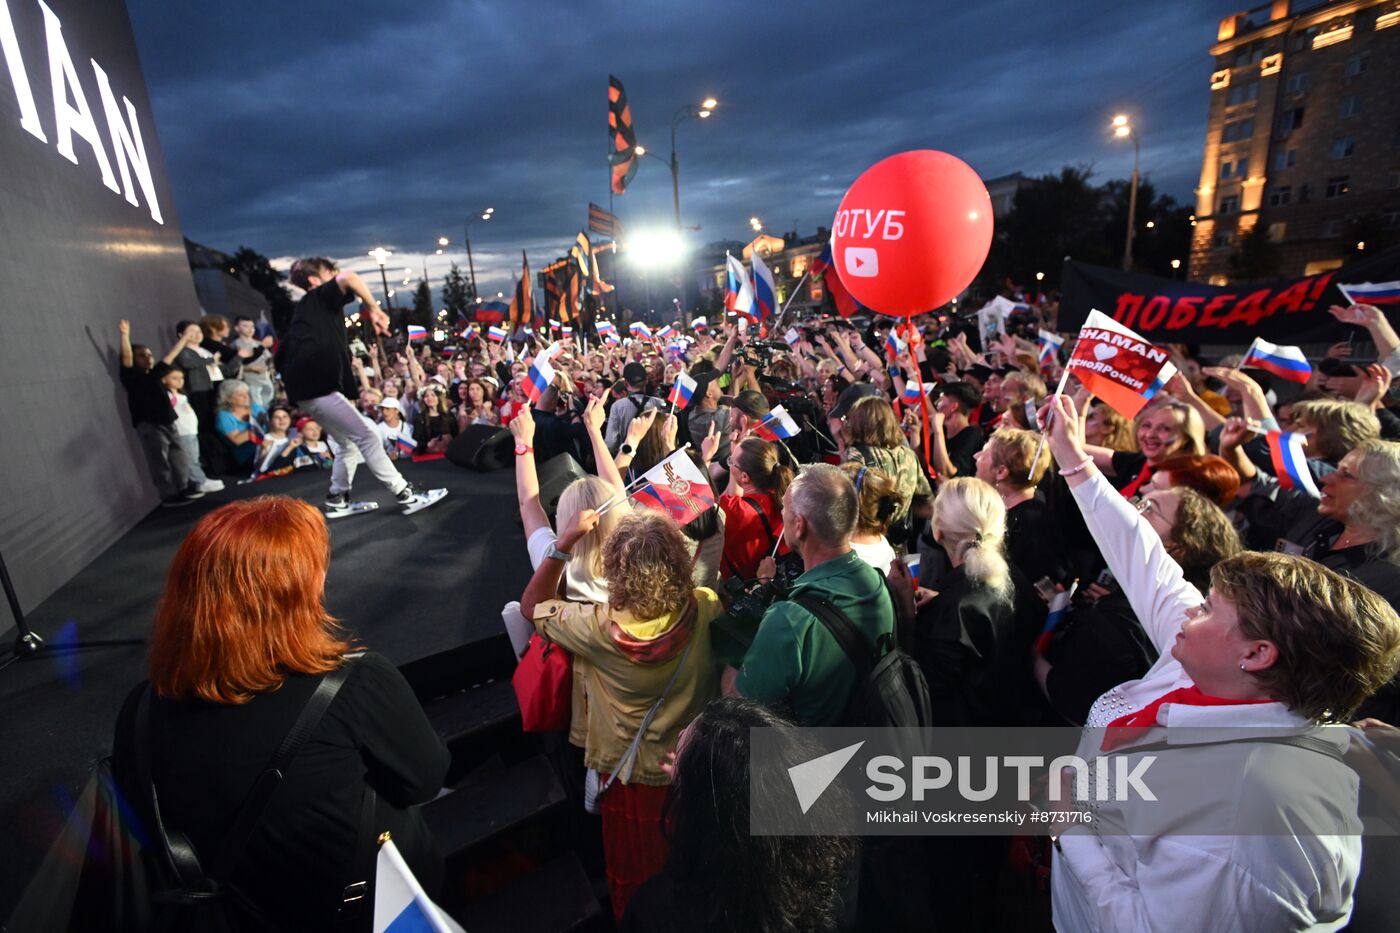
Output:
[831, 150, 994, 317]
[844, 247, 879, 277]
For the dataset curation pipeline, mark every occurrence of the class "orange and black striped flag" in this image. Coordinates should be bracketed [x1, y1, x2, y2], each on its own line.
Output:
[508, 251, 532, 331]
[563, 262, 581, 324]
[588, 202, 623, 241]
[608, 76, 638, 194]
[541, 258, 567, 321]
[570, 231, 592, 281]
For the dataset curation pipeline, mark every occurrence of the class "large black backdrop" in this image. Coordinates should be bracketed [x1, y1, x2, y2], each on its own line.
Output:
[0, 0, 197, 627]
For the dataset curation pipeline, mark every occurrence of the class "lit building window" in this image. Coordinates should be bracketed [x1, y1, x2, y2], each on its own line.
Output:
[1325, 176, 1350, 199]
[1313, 20, 1353, 48]
[790, 255, 809, 278]
[1211, 69, 1231, 90]
[1379, 4, 1400, 29]
[1267, 222, 1287, 242]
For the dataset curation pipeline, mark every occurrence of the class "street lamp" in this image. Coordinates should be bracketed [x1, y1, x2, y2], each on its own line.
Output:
[1111, 113, 1140, 272]
[463, 207, 494, 300]
[749, 216, 762, 233]
[666, 96, 717, 231]
[368, 246, 394, 309]
[1170, 258, 1182, 279]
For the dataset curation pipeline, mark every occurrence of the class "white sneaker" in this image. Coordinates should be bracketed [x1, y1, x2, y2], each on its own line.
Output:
[200, 479, 226, 492]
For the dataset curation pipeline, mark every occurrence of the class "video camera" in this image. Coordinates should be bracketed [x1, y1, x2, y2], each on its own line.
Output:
[736, 339, 788, 369]
[711, 554, 807, 665]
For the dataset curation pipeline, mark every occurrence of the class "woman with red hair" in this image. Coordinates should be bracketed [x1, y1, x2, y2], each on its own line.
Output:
[113, 497, 449, 930]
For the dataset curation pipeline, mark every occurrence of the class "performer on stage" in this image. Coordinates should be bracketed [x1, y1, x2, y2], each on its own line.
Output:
[281, 257, 446, 515]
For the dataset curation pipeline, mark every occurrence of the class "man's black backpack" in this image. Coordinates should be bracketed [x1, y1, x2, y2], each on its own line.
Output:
[791, 589, 933, 729]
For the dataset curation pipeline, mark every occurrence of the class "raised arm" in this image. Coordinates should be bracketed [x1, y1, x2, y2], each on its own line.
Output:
[118, 320, 134, 368]
[1043, 394, 1202, 651]
[713, 329, 740, 375]
[1204, 367, 1277, 430]
[333, 269, 391, 335]
[583, 395, 626, 496]
[1331, 303, 1399, 364]
[509, 407, 550, 540]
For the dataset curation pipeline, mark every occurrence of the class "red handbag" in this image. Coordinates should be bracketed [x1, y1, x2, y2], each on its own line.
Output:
[512, 633, 573, 732]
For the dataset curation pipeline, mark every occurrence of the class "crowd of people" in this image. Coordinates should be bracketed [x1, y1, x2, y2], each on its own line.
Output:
[110, 279, 1400, 931]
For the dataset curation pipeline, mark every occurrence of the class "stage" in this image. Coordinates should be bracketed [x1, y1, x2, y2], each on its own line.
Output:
[0, 459, 531, 918]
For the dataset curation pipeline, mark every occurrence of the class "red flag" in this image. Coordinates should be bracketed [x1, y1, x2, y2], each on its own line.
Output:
[1066, 310, 1178, 419]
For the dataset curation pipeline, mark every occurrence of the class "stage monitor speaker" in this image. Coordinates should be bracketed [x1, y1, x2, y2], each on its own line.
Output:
[447, 425, 513, 471]
[537, 453, 588, 523]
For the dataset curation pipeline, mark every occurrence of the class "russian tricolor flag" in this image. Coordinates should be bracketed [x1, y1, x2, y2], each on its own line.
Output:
[1034, 587, 1074, 656]
[755, 405, 800, 440]
[884, 330, 905, 362]
[1241, 337, 1312, 384]
[724, 253, 755, 319]
[487, 325, 508, 343]
[1038, 329, 1064, 371]
[668, 372, 698, 410]
[901, 382, 925, 406]
[461, 325, 478, 342]
[373, 839, 465, 933]
[407, 325, 428, 344]
[395, 434, 417, 456]
[1339, 281, 1400, 307]
[751, 252, 777, 321]
[1267, 431, 1321, 497]
[656, 323, 675, 340]
[630, 321, 652, 340]
[691, 316, 707, 331]
[524, 355, 555, 403]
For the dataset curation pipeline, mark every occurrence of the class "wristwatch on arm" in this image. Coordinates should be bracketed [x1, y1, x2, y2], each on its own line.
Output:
[544, 544, 573, 562]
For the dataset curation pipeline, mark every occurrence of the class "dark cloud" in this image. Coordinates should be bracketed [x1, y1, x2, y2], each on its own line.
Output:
[127, 0, 1234, 293]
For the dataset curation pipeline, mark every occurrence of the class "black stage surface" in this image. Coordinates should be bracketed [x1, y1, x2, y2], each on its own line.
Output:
[0, 459, 531, 918]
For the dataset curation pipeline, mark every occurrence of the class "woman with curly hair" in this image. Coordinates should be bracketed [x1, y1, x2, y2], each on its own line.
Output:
[522, 508, 723, 920]
[840, 461, 902, 571]
[620, 698, 858, 933]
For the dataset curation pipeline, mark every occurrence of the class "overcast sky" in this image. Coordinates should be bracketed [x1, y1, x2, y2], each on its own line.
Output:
[126, 0, 1240, 298]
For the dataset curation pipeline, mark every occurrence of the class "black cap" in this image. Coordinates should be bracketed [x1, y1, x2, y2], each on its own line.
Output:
[690, 368, 723, 397]
[622, 361, 648, 389]
[829, 381, 882, 419]
[734, 389, 770, 419]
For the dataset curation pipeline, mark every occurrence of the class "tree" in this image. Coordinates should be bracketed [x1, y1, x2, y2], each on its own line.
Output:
[231, 246, 294, 331]
[443, 262, 471, 323]
[411, 280, 434, 327]
[1227, 225, 1283, 282]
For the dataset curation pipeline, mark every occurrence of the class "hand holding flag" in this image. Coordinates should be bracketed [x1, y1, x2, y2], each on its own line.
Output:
[668, 371, 697, 412]
[1241, 337, 1312, 384]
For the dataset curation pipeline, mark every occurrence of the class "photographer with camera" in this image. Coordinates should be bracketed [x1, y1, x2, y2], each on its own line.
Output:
[725, 463, 896, 728]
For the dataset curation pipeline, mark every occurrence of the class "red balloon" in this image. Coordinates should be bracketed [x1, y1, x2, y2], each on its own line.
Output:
[831, 150, 993, 317]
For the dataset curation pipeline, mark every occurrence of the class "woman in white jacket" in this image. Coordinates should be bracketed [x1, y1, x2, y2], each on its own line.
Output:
[1041, 394, 1400, 933]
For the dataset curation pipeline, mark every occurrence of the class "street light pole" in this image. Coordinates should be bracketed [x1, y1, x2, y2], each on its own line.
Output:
[368, 246, 394, 309]
[665, 97, 716, 232]
[462, 207, 494, 301]
[1113, 114, 1141, 272]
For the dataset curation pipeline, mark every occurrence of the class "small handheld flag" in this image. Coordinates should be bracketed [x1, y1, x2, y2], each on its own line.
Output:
[1338, 281, 1400, 306]
[1065, 309, 1177, 419]
[487, 325, 508, 343]
[1034, 582, 1078, 656]
[784, 327, 801, 347]
[524, 355, 556, 403]
[630, 321, 653, 340]
[884, 330, 905, 362]
[373, 838, 465, 933]
[394, 434, 417, 456]
[630, 448, 717, 526]
[668, 372, 698, 411]
[1037, 329, 1064, 371]
[901, 382, 925, 406]
[751, 252, 777, 321]
[656, 323, 675, 340]
[691, 316, 708, 331]
[724, 253, 755, 319]
[407, 325, 428, 344]
[755, 405, 801, 440]
[1267, 431, 1321, 497]
[1241, 338, 1312, 384]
